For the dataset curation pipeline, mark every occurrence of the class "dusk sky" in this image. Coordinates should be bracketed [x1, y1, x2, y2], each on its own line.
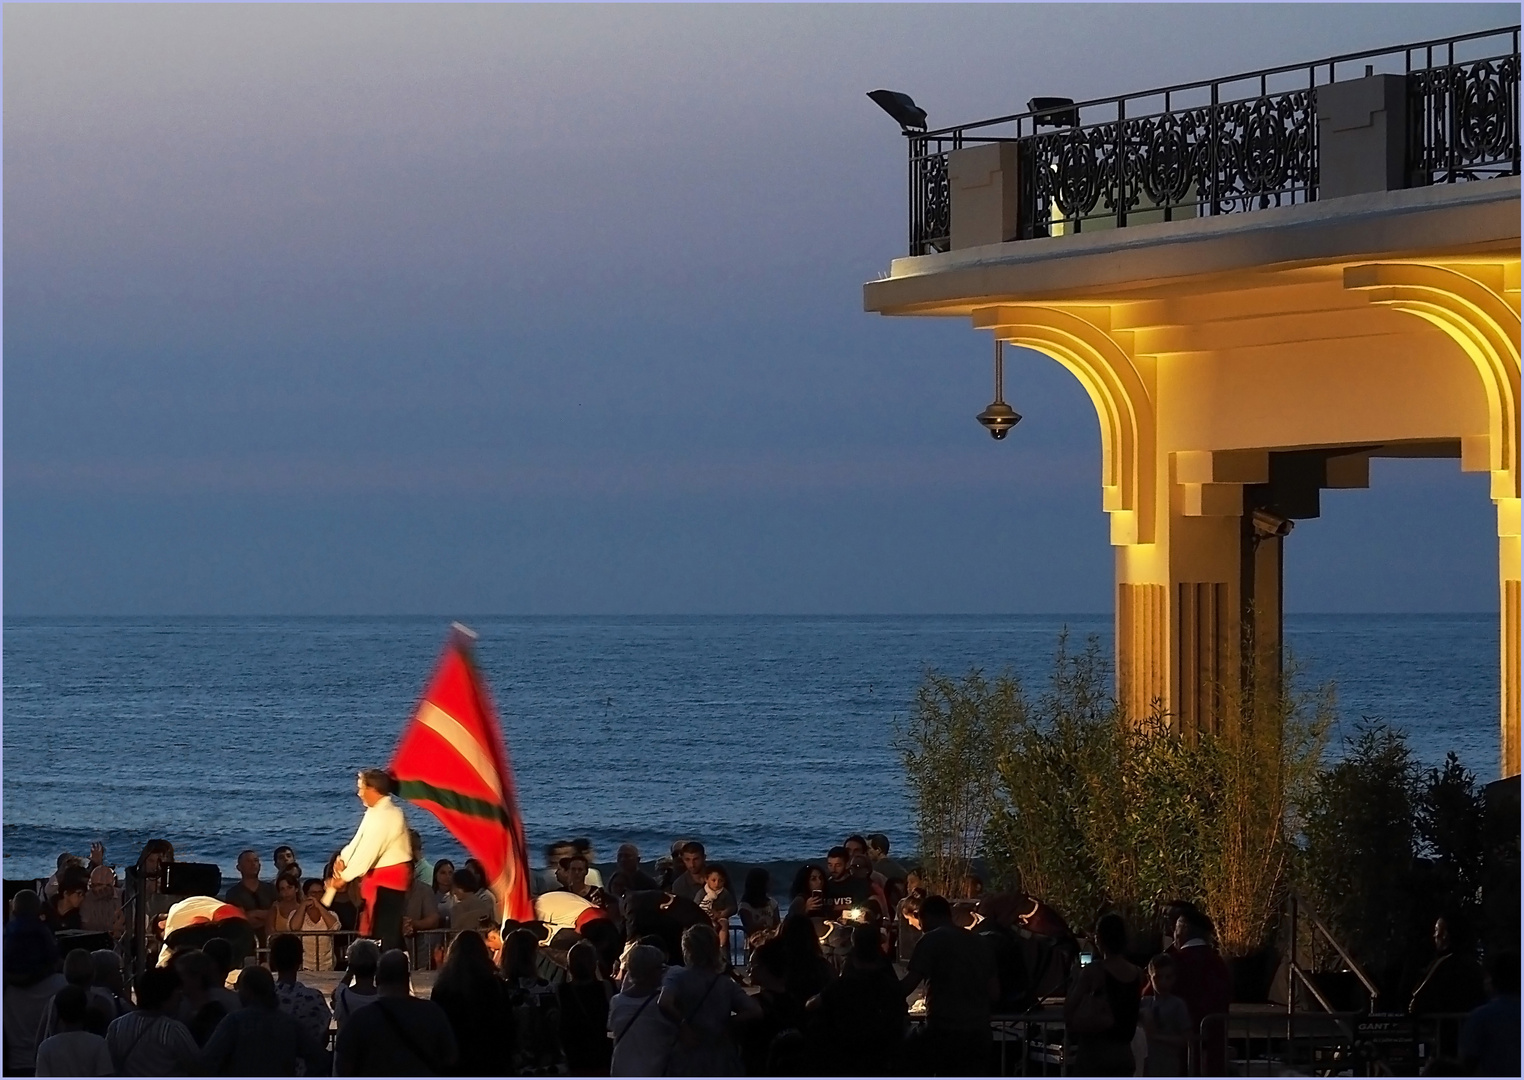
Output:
[5, 3, 1513, 615]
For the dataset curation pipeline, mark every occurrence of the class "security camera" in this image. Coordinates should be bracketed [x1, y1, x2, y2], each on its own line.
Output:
[1251, 509, 1294, 539]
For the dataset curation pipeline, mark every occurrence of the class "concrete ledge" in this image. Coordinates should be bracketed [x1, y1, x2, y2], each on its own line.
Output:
[864, 177, 1521, 314]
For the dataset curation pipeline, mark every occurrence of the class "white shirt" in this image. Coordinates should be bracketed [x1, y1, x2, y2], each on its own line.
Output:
[35, 1030, 112, 1077]
[4, 973, 66, 1069]
[155, 896, 251, 967]
[338, 795, 412, 881]
[534, 891, 596, 939]
[296, 907, 341, 971]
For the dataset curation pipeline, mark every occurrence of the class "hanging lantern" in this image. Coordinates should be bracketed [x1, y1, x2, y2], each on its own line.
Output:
[976, 338, 1022, 440]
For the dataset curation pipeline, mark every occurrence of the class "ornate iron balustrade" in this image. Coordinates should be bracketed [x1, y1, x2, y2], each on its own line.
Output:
[908, 136, 956, 258]
[1409, 48, 1521, 184]
[905, 26, 1520, 256]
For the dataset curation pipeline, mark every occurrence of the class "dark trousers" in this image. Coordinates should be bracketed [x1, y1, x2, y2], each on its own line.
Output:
[370, 885, 407, 951]
[1068, 1038, 1137, 1076]
[908, 1022, 994, 1076]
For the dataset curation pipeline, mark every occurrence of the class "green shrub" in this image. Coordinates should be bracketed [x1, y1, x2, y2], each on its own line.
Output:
[982, 635, 1117, 926]
[900, 632, 1494, 982]
[1416, 752, 1487, 923]
[911, 634, 1328, 956]
[1298, 720, 1419, 993]
[1202, 668, 1331, 957]
[893, 666, 1021, 896]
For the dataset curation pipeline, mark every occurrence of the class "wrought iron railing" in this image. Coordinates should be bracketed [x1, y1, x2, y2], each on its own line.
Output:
[905, 26, 1520, 255]
[1409, 40, 1521, 184]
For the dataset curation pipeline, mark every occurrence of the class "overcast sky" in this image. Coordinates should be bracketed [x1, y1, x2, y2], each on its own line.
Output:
[4, 3, 1512, 615]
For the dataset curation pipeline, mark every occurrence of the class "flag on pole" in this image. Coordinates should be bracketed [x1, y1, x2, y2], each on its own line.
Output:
[388, 624, 534, 924]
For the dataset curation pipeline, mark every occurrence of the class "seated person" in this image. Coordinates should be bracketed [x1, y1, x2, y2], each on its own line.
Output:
[607, 844, 658, 899]
[1410, 916, 1487, 1016]
[557, 854, 615, 913]
[43, 867, 91, 933]
[823, 848, 871, 921]
[222, 850, 276, 935]
[79, 867, 124, 941]
[447, 866, 496, 932]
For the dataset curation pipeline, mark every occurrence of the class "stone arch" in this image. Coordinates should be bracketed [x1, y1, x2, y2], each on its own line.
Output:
[972, 305, 1156, 545]
[1345, 260, 1522, 775]
[1344, 262, 1521, 500]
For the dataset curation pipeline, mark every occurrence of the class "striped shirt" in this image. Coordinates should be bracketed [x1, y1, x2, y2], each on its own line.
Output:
[104, 1011, 200, 1076]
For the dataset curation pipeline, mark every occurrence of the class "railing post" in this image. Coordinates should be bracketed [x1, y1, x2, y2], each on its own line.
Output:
[1447, 64, 1459, 183]
[1209, 80, 1221, 215]
[1288, 894, 1297, 1016]
[907, 134, 918, 256]
[1117, 97, 1126, 230]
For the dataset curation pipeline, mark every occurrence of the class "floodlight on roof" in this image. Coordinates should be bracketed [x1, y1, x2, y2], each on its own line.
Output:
[867, 89, 928, 133]
[1027, 96, 1079, 129]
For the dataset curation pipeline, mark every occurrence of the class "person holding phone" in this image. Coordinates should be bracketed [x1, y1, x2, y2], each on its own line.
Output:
[292, 879, 342, 971]
[788, 865, 829, 922]
[824, 848, 872, 921]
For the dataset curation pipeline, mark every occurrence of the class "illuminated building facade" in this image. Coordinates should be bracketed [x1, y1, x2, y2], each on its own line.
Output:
[865, 29, 1522, 774]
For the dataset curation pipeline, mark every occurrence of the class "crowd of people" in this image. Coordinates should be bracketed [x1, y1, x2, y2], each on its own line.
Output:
[4, 827, 1520, 1077]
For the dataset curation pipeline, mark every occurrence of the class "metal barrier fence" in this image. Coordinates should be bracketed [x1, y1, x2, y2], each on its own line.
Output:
[727, 917, 749, 971]
[902, 1007, 1466, 1076]
[1001, 1011, 1068, 1076]
[1199, 1009, 1477, 1076]
[250, 927, 471, 972]
[1197, 1010, 1362, 1076]
[906, 1008, 1063, 1076]
[252, 918, 756, 975]
[1412, 1012, 1471, 1066]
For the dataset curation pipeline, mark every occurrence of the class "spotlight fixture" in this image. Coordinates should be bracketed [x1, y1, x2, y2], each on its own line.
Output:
[866, 89, 928, 133]
[976, 339, 1022, 440]
[1027, 96, 1079, 129]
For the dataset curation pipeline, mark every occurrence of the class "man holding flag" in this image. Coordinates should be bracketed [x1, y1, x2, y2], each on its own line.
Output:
[328, 768, 413, 950]
[384, 624, 536, 928]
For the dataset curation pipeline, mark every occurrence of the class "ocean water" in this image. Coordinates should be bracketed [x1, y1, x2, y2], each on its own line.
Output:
[1, 614, 1500, 880]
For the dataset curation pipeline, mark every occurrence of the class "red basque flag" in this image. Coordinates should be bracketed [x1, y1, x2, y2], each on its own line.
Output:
[389, 626, 534, 924]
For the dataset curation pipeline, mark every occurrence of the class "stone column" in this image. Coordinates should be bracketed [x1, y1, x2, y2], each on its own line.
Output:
[1502, 499, 1521, 776]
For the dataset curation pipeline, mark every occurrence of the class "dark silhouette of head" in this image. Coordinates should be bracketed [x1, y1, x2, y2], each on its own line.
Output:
[920, 895, 953, 928]
[377, 949, 412, 992]
[134, 966, 180, 1012]
[1095, 913, 1129, 958]
[236, 965, 279, 1009]
[269, 934, 303, 976]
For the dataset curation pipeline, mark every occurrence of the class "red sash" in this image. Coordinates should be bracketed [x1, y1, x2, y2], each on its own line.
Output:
[358, 863, 412, 935]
